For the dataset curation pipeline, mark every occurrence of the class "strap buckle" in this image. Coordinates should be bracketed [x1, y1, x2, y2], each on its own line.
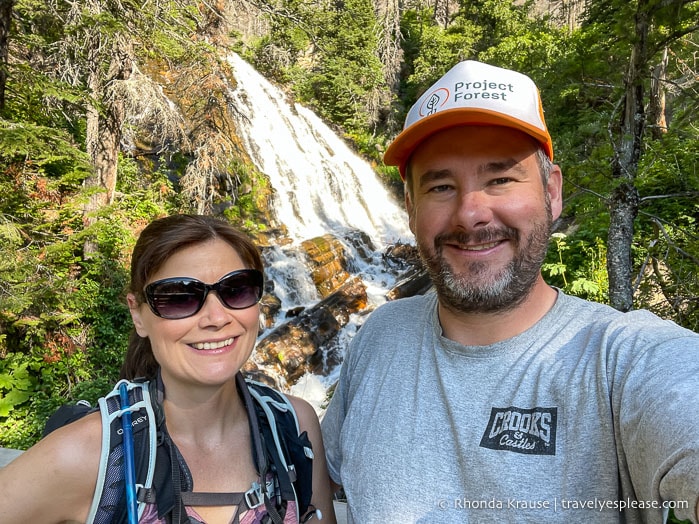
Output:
[244, 481, 265, 509]
[244, 478, 277, 510]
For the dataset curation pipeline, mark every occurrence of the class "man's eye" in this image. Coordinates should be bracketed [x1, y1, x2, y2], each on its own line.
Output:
[491, 177, 513, 185]
[428, 184, 452, 193]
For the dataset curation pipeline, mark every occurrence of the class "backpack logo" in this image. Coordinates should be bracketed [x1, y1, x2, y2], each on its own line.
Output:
[479, 406, 557, 455]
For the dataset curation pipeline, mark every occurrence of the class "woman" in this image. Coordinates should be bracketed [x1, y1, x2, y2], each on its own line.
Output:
[0, 214, 336, 524]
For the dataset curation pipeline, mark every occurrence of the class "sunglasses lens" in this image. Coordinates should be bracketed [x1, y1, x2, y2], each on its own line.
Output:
[218, 270, 263, 309]
[144, 270, 263, 319]
[147, 280, 205, 319]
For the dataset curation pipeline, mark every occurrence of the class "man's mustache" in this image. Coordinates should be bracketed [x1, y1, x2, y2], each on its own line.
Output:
[434, 227, 520, 248]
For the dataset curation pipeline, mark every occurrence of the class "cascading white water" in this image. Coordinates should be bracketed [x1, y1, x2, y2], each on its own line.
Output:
[227, 54, 413, 406]
[228, 54, 409, 245]
[227, 53, 412, 310]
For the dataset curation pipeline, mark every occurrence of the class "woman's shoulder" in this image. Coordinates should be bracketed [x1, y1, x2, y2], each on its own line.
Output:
[45, 409, 103, 467]
[286, 394, 320, 430]
[0, 410, 102, 523]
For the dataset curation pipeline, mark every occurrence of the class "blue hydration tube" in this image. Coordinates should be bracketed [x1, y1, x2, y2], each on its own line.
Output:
[119, 382, 139, 524]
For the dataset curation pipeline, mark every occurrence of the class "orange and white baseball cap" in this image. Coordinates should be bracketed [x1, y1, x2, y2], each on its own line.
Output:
[384, 60, 553, 179]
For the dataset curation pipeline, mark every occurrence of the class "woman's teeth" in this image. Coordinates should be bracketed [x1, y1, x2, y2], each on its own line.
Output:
[192, 337, 235, 350]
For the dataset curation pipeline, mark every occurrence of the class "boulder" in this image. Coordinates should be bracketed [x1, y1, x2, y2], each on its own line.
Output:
[301, 235, 350, 297]
[250, 276, 367, 384]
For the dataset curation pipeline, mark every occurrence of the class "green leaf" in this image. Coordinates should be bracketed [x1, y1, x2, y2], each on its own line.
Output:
[0, 397, 13, 417]
[0, 374, 13, 390]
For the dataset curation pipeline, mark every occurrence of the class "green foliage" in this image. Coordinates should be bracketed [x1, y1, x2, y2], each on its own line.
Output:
[0, 0, 697, 456]
[0, 343, 94, 449]
[296, 0, 384, 134]
[544, 233, 609, 303]
[0, 0, 261, 450]
[247, 0, 315, 82]
[247, 0, 386, 135]
[0, 354, 37, 418]
[630, 130, 699, 331]
[0, 135, 182, 449]
[668, 509, 692, 524]
[400, 7, 480, 103]
[0, 120, 91, 184]
[222, 160, 270, 231]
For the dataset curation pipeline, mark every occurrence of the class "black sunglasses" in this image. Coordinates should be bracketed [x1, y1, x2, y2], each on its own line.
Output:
[144, 269, 263, 319]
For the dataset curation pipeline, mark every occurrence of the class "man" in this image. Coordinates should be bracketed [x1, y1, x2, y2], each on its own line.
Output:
[321, 60, 699, 523]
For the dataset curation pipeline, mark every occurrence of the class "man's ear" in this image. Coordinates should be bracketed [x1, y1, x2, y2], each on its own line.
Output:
[547, 164, 563, 222]
[127, 293, 148, 338]
[405, 187, 416, 234]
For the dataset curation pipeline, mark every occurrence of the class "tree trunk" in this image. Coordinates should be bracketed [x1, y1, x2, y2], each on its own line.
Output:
[433, 0, 450, 28]
[0, 0, 13, 111]
[374, 0, 402, 131]
[607, 1, 649, 312]
[82, 37, 132, 255]
[607, 183, 640, 312]
[648, 47, 669, 139]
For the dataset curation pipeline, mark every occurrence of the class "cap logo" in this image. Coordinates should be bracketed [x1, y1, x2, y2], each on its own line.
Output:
[419, 87, 450, 117]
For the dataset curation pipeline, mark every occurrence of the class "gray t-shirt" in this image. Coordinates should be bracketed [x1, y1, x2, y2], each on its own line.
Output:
[321, 291, 699, 523]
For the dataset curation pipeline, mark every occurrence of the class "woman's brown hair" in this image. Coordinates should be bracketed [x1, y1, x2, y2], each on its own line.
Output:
[119, 214, 264, 380]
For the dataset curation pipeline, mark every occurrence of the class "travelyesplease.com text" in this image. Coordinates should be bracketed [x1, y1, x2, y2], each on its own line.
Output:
[436, 497, 688, 512]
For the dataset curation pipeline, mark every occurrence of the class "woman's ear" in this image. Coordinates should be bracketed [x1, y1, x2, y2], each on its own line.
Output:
[127, 293, 149, 338]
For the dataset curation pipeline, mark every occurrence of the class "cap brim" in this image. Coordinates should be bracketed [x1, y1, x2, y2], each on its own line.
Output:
[384, 108, 553, 178]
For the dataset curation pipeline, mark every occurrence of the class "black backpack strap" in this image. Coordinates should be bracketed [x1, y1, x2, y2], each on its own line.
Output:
[42, 401, 95, 437]
[84, 380, 158, 524]
[244, 376, 315, 521]
[239, 374, 284, 524]
[142, 370, 189, 523]
[237, 373, 269, 479]
[237, 373, 287, 524]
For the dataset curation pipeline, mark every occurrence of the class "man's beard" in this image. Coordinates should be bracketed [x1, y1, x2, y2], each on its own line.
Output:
[417, 213, 553, 314]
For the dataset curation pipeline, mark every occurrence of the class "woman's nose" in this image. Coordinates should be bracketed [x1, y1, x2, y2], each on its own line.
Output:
[197, 291, 232, 327]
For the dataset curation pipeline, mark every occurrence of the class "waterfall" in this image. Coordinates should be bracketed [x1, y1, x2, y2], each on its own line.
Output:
[228, 54, 409, 246]
[228, 54, 411, 307]
[227, 54, 412, 405]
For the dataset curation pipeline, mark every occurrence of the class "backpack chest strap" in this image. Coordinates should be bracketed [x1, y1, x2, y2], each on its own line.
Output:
[180, 492, 246, 507]
[137, 477, 273, 508]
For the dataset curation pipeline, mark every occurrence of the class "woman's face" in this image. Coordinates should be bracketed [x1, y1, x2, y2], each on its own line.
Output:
[127, 239, 260, 388]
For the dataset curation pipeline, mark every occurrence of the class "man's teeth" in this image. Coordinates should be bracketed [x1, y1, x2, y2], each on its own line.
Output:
[192, 337, 235, 350]
[461, 242, 499, 251]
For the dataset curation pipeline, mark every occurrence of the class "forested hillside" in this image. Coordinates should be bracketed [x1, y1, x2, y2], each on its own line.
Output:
[0, 0, 697, 453]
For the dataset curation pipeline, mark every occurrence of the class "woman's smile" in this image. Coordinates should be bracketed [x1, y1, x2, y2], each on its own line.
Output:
[190, 336, 236, 351]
